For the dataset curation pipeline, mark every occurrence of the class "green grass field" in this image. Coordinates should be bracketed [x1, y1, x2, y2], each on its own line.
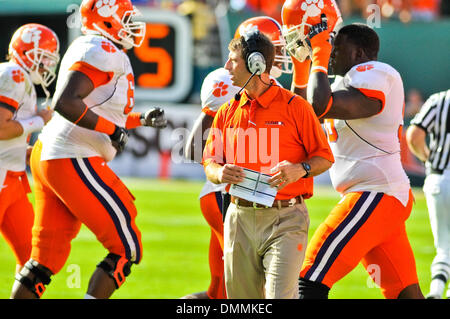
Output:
[0, 178, 436, 299]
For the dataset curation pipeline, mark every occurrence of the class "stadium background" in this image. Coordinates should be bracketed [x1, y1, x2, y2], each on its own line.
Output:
[0, 0, 448, 299]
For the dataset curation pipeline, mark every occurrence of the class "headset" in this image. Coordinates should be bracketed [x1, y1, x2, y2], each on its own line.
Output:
[235, 30, 267, 100]
[243, 30, 266, 76]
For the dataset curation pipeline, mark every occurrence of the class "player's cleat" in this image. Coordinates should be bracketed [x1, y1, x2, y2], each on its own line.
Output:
[426, 293, 441, 299]
[180, 291, 210, 299]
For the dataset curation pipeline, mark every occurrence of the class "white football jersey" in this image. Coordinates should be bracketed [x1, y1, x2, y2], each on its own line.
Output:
[325, 61, 410, 206]
[199, 68, 282, 198]
[0, 62, 37, 172]
[39, 35, 135, 162]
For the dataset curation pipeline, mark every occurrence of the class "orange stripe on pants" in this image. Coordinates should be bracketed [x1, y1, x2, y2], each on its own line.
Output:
[0, 173, 33, 267]
[30, 140, 142, 274]
[300, 190, 419, 299]
[200, 192, 226, 299]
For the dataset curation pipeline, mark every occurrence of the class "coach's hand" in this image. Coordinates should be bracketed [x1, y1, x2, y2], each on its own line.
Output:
[140, 107, 167, 129]
[269, 160, 305, 190]
[109, 126, 129, 153]
[218, 164, 245, 184]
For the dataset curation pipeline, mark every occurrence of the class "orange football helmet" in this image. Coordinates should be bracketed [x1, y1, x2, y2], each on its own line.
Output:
[80, 0, 146, 50]
[282, 0, 343, 62]
[8, 23, 60, 92]
[234, 16, 292, 77]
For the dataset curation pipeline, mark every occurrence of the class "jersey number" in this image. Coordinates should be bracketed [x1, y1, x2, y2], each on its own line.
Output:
[123, 73, 135, 115]
[324, 119, 338, 142]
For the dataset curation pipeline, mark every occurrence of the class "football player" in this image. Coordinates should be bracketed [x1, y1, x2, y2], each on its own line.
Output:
[182, 16, 291, 299]
[284, 2, 424, 298]
[281, 0, 342, 98]
[0, 23, 58, 277]
[11, 0, 167, 299]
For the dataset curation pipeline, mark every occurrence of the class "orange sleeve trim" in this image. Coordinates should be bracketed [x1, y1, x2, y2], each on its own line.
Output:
[69, 61, 113, 88]
[0, 95, 19, 110]
[202, 107, 217, 118]
[94, 116, 116, 135]
[125, 112, 142, 129]
[357, 88, 386, 114]
[317, 96, 333, 119]
[74, 105, 89, 125]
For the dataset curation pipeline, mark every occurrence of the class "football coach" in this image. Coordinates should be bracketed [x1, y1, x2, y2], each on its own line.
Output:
[202, 30, 334, 299]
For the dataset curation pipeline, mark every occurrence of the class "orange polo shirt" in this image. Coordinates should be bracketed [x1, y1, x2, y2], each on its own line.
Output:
[203, 83, 334, 200]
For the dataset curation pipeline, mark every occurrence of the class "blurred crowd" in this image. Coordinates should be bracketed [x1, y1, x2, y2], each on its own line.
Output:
[132, 0, 449, 23]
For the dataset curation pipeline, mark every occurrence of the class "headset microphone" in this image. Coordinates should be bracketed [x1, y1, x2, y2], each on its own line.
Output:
[234, 69, 259, 101]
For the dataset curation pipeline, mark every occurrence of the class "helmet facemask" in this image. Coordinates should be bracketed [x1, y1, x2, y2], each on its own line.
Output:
[117, 7, 146, 49]
[91, 6, 146, 50]
[11, 46, 59, 102]
[282, 23, 312, 63]
[272, 38, 293, 76]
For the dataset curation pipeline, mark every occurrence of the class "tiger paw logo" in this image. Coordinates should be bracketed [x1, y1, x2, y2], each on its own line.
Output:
[21, 27, 41, 48]
[95, 0, 119, 18]
[356, 64, 374, 72]
[212, 81, 228, 97]
[301, 0, 324, 18]
[12, 69, 25, 83]
[101, 40, 117, 53]
[238, 24, 259, 38]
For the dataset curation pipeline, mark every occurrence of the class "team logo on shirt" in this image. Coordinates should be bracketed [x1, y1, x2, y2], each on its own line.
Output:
[265, 121, 284, 126]
[101, 40, 117, 53]
[300, 0, 324, 18]
[356, 64, 374, 72]
[11, 69, 25, 83]
[212, 81, 229, 97]
[95, 0, 119, 18]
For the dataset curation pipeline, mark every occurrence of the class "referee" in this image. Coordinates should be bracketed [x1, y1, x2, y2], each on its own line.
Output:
[406, 88, 450, 299]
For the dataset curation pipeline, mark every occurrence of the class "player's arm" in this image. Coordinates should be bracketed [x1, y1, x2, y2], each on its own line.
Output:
[0, 103, 52, 140]
[406, 124, 429, 163]
[290, 56, 310, 100]
[53, 70, 108, 131]
[0, 105, 24, 139]
[184, 112, 214, 163]
[309, 78, 382, 120]
[306, 16, 381, 120]
[52, 70, 129, 151]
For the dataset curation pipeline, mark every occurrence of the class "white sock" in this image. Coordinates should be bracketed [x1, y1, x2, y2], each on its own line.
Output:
[429, 278, 446, 298]
[84, 293, 96, 299]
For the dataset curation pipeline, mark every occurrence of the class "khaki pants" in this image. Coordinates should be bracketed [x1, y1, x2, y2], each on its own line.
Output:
[224, 201, 309, 299]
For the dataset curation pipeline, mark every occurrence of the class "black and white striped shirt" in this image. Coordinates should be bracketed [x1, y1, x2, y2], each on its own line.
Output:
[411, 89, 450, 173]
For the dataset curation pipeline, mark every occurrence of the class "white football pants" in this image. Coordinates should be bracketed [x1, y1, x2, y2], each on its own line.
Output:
[423, 170, 450, 283]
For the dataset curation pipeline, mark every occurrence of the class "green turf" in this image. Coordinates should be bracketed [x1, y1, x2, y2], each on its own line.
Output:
[0, 178, 436, 299]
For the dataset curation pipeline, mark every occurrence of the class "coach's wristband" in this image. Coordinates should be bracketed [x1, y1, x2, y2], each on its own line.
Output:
[18, 116, 45, 136]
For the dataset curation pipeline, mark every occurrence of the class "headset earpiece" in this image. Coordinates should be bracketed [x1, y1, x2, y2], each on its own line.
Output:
[243, 31, 266, 75]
